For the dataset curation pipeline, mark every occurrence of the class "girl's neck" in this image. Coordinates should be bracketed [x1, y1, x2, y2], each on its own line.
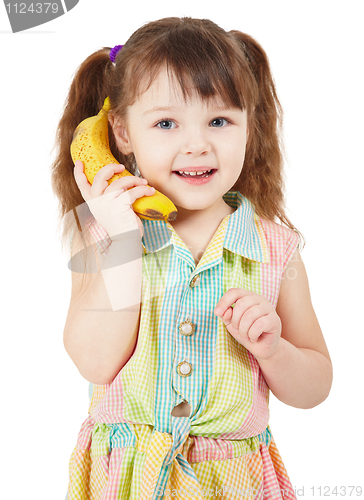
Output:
[168, 200, 235, 266]
[169, 199, 235, 232]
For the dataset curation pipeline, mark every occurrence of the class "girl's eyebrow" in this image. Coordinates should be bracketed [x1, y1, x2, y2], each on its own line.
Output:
[143, 106, 178, 115]
[143, 105, 242, 115]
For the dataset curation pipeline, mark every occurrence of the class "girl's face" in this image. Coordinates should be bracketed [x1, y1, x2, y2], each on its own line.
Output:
[112, 69, 248, 223]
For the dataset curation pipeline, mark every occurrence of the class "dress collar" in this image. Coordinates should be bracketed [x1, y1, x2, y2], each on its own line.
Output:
[141, 191, 269, 263]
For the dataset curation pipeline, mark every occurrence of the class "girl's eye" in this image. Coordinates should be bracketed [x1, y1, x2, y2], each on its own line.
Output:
[211, 118, 229, 127]
[156, 120, 176, 130]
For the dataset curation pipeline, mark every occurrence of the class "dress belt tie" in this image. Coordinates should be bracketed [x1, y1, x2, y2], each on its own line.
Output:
[140, 416, 205, 499]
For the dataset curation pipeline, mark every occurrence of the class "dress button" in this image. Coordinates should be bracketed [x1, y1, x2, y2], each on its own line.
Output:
[179, 318, 195, 336]
[190, 274, 200, 288]
[177, 361, 192, 377]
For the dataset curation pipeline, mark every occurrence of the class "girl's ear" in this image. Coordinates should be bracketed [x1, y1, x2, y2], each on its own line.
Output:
[109, 114, 133, 155]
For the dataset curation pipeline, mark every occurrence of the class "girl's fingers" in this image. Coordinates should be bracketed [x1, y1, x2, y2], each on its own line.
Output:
[221, 307, 233, 324]
[73, 160, 92, 202]
[234, 303, 271, 339]
[227, 295, 264, 330]
[104, 174, 149, 194]
[91, 163, 125, 198]
[214, 288, 254, 317]
[74, 162, 153, 204]
[120, 184, 156, 206]
[247, 312, 280, 343]
[216, 289, 282, 356]
[246, 316, 270, 343]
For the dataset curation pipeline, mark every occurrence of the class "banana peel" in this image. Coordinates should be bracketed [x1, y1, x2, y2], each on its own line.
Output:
[70, 97, 178, 222]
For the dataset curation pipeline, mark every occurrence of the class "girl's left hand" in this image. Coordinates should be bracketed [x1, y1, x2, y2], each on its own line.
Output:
[214, 288, 282, 361]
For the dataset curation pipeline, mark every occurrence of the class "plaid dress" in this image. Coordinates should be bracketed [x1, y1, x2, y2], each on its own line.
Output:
[66, 192, 299, 499]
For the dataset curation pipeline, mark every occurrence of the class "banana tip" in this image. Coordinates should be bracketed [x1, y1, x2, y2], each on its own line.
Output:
[167, 211, 178, 222]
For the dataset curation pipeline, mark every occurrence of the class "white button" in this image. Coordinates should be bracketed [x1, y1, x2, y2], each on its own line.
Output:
[190, 274, 200, 288]
[179, 319, 195, 336]
[177, 361, 192, 377]
[180, 363, 191, 375]
[181, 323, 192, 334]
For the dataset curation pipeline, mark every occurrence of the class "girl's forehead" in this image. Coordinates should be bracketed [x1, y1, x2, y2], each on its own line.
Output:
[134, 68, 230, 111]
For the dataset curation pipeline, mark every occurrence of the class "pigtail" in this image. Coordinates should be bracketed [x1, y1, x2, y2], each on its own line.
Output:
[230, 31, 284, 219]
[230, 32, 304, 247]
[50, 48, 125, 258]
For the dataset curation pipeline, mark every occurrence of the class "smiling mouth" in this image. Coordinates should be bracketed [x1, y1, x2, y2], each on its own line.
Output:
[173, 169, 216, 178]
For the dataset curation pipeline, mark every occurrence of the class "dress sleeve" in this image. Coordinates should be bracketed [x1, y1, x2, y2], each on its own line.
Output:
[282, 229, 301, 274]
[86, 216, 113, 256]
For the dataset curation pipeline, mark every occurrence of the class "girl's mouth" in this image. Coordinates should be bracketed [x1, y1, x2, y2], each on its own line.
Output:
[172, 169, 217, 184]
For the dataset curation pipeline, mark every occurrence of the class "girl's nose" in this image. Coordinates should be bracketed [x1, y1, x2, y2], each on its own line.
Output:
[180, 128, 212, 156]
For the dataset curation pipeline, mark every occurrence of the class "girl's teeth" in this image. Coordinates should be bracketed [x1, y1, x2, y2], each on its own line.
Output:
[178, 170, 211, 176]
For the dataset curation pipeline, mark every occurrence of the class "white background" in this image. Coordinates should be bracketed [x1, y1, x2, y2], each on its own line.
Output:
[1, 1, 363, 498]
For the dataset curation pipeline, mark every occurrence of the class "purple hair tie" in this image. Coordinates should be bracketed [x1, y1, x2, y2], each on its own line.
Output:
[109, 45, 123, 63]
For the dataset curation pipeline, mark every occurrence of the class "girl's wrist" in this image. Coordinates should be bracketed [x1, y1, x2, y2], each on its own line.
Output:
[101, 229, 142, 271]
[254, 337, 287, 365]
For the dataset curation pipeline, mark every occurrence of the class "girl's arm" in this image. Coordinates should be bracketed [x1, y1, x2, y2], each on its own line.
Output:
[258, 250, 333, 409]
[63, 231, 142, 385]
[64, 162, 152, 385]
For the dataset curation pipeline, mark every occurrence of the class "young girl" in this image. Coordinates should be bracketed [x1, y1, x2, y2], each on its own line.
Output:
[53, 16, 333, 500]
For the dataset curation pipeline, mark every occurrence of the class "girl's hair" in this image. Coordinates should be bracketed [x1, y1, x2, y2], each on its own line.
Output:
[51, 16, 303, 267]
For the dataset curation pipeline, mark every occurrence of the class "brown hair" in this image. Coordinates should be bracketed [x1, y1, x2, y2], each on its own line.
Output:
[51, 16, 304, 265]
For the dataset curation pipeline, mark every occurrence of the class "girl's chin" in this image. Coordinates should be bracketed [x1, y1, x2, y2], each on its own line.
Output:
[170, 197, 221, 215]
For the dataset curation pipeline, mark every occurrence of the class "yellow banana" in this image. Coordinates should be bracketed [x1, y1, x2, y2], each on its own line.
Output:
[70, 97, 178, 222]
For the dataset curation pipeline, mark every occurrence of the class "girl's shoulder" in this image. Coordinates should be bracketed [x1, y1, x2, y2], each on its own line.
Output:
[256, 215, 301, 272]
[257, 215, 300, 245]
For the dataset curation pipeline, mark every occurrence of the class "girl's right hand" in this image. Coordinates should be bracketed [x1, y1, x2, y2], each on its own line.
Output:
[73, 160, 155, 239]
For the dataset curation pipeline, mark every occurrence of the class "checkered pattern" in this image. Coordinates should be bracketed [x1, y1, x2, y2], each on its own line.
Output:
[66, 192, 299, 499]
